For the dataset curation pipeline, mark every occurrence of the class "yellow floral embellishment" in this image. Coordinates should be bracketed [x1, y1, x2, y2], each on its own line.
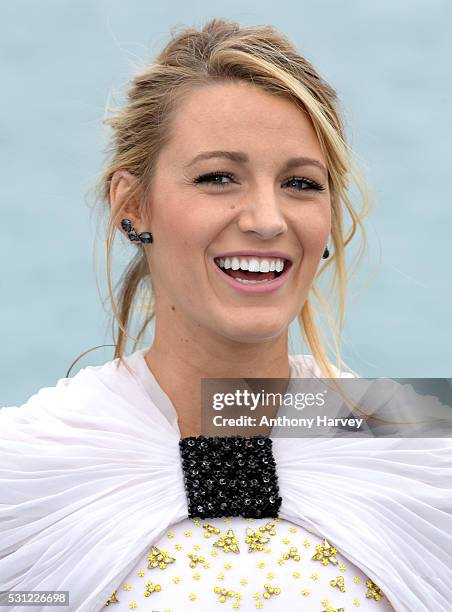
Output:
[211, 549, 219, 557]
[365, 578, 385, 601]
[311, 539, 338, 566]
[104, 591, 119, 605]
[255, 603, 263, 609]
[240, 578, 249, 586]
[278, 546, 301, 564]
[262, 583, 281, 599]
[353, 599, 361, 607]
[166, 531, 175, 539]
[137, 569, 145, 577]
[122, 583, 132, 591]
[266, 572, 275, 579]
[144, 580, 161, 596]
[224, 562, 232, 570]
[193, 544, 201, 551]
[339, 563, 346, 572]
[300, 588, 310, 596]
[292, 571, 301, 579]
[245, 527, 270, 552]
[203, 523, 221, 538]
[174, 543, 183, 551]
[282, 537, 291, 545]
[330, 575, 346, 592]
[217, 572, 225, 581]
[253, 592, 262, 600]
[213, 585, 237, 603]
[303, 539, 311, 547]
[311, 573, 319, 581]
[257, 561, 265, 569]
[259, 521, 277, 536]
[232, 601, 241, 610]
[192, 572, 201, 580]
[213, 529, 240, 553]
[128, 603, 137, 610]
[188, 592, 197, 601]
[353, 576, 361, 584]
[203, 561, 210, 569]
[192, 518, 201, 525]
[184, 530, 193, 537]
[187, 552, 206, 568]
[147, 546, 176, 570]
[289, 526, 297, 534]
[172, 576, 180, 584]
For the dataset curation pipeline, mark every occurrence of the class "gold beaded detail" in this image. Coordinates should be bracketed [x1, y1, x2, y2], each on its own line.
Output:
[279, 545, 301, 563]
[365, 578, 385, 601]
[245, 527, 270, 552]
[213, 585, 240, 603]
[262, 582, 281, 599]
[330, 575, 346, 592]
[187, 552, 206, 568]
[312, 539, 339, 566]
[213, 528, 240, 553]
[103, 519, 391, 610]
[258, 521, 277, 536]
[143, 580, 161, 596]
[104, 591, 119, 605]
[203, 523, 221, 538]
[147, 546, 176, 570]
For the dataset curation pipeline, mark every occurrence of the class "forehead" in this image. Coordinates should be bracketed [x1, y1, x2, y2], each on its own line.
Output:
[163, 81, 324, 164]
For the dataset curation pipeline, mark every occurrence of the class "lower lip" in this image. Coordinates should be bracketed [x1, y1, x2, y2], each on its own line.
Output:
[212, 260, 292, 294]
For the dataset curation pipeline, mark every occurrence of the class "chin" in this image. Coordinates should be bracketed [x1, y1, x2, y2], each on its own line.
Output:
[219, 318, 289, 344]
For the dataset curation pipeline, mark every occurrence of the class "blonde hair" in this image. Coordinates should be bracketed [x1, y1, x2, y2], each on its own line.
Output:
[68, 17, 372, 378]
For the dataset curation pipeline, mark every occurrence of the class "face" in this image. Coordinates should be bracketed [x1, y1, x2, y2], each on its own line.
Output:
[144, 81, 331, 344]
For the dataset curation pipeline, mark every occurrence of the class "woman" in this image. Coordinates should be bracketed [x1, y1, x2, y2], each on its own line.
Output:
[1, 18, 451, 612]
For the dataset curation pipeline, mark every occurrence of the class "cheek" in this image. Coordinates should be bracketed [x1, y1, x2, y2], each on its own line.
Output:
[153, 203, 219, 286]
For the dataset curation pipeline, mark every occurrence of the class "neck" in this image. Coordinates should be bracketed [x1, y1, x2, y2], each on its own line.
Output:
[144, 319, 291, 438]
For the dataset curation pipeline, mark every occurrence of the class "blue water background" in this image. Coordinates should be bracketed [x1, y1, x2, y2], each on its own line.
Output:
[1, 0, 451, 406]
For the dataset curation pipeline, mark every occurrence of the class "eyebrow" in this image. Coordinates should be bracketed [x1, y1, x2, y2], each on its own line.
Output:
[184, 150, 328, 178]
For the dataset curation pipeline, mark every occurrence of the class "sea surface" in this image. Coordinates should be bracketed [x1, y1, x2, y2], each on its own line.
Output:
[1, 0, 451, 406]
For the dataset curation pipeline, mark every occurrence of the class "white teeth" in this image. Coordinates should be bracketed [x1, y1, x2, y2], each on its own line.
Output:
[248, 258, 260, 272]
[240, 257, 249, 270]
[215, 256, 287, 272]
[235, 278, 271, 284]
[259, 260, 270, 273]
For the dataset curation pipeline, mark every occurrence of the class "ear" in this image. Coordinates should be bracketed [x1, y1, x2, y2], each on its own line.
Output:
[110, 170, 147, 232]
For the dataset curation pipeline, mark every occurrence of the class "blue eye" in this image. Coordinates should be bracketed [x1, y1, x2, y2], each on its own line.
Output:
[284, 176, 326, 192]
[193, 171, 326, 191]
[193, 171, 235, 187]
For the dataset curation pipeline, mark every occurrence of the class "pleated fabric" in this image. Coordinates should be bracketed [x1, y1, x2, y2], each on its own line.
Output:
[0, 349, 450, 612]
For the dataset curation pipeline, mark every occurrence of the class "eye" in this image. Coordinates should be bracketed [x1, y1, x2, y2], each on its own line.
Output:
[193, 171, 235, 188]
[193, 171, 326, 192]
[284, 177, 326, 192]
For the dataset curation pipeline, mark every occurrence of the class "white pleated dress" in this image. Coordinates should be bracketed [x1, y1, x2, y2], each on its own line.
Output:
[99, 349, 388, 612]
[1, 348, 451, 612]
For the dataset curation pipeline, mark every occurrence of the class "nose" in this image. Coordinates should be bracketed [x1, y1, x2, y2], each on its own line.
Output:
[236, 189, 288, 240]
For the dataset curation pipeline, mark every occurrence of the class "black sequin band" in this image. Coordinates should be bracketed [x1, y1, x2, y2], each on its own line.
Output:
[179, 435, 282, 519]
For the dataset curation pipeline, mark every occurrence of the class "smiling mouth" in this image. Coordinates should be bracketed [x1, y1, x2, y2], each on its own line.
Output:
[213, 258, 292, 283]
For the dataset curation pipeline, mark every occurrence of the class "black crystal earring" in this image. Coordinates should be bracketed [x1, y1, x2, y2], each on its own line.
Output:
[322, 246, 329, 259]
[121, 218, 153, 244]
